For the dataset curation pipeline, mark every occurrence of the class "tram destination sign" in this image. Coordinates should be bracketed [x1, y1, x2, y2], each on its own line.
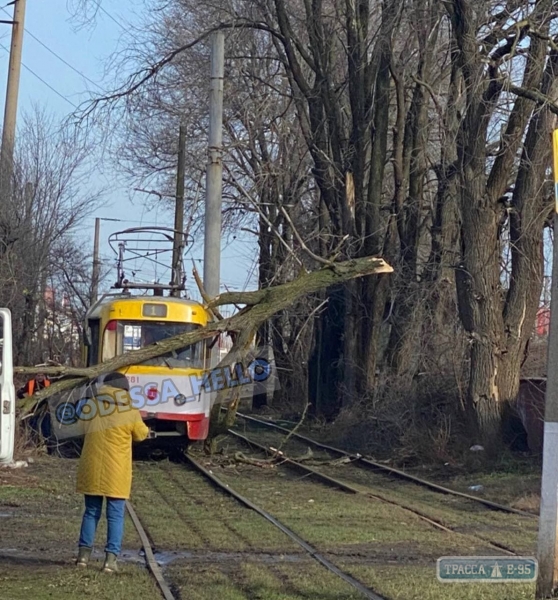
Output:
[437, 556, 537, 582]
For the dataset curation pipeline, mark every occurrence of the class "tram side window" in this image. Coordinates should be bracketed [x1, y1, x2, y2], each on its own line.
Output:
[87, 319, 100, 366]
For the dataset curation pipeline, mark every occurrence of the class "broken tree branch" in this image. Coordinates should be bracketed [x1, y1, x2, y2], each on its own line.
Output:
[15, 255, 393, 415]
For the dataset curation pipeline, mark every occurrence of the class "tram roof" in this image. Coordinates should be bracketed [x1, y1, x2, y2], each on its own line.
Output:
[86, 294, 205, 320]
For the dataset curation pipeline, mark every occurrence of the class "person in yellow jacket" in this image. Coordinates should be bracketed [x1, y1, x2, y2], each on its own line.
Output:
[75, 371, 149, 572]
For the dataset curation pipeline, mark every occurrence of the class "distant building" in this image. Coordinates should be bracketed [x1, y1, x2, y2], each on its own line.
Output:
[40, 284, 82, 363]
[536, 306, 550, 337]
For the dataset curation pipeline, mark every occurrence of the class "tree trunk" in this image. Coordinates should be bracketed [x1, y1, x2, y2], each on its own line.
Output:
[455, 187, 504, 444]
[309, 284, 345, 417]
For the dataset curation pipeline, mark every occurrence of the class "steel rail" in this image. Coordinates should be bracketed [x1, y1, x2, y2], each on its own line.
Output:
[229, 429, 517, 557]
[184, 452, 387, 600]
[126, 500, 176, 600]
[235, 412, 535, 518]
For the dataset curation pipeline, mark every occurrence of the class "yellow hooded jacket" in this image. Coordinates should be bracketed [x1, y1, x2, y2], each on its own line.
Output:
[76, 384, 149, 499]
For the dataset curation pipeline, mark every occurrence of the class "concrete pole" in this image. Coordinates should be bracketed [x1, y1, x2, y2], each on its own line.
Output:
[171, 125, 186, 297]
[536, 129, 558, 598]
[90, 218, 101, 305]
[0, 0, 26, 181]
[203, 31, 224, 301]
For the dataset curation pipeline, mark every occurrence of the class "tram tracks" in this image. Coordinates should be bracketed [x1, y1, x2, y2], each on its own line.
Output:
[127, 415, 538, 599]
[235, 412, 534, 518]
[230, 413, 538, 556]
[228, 429, 519, 557]
[126, 500, 176, 600]
[128, 454, 387, 600]
[185, 452, 386, 600]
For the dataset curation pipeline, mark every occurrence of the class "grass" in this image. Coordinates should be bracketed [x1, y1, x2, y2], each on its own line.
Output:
[0, 456, 162, 600]
[132, 460, 300, 553]
[0, 458, 145, 550]
[194, 450, 540, 600]
[441, 469, 541, 511]
[228, 425, 540, 554]
[212, 463, 494, 555]
[235, 416, 543, 512]
[166, 560, 364, 599]
[344, 565, 535, 600]
[0, 561, 161, 600]
[316, 462, 538, 554]
[226, 419, 543, 600]
[0, 447, 542, 600]
[132, 459, 365, 598]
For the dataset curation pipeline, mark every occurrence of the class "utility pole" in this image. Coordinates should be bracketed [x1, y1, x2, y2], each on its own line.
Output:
[0, 0, 26, 183]
[89, 217, 120, 305]
[536, 128, 558, 599]
[90, 217, 101, 305]
[171, 125, 186, 297]
[203, 31, 224, 301]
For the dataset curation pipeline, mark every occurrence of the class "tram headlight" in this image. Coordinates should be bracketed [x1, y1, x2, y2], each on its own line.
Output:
[174, 394, 187, 406]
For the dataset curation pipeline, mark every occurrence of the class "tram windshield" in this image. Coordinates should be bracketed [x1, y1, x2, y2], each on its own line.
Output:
[102, 320, 205, 369]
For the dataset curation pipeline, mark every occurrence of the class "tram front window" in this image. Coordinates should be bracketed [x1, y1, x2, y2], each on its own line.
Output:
[107, 321, 204, 368]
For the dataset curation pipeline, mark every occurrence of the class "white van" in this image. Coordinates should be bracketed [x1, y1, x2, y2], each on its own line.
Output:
[0, 309, 16, 464]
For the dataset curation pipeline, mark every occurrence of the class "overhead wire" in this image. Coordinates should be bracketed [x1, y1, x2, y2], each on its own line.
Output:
[245, 257, 259, 291]
[0, 1, 129, 108]
[134, 203, 153, 282]
[0, 42, 78, 108]
[0, 3, 256, 296]
[0, 6, 105, 91]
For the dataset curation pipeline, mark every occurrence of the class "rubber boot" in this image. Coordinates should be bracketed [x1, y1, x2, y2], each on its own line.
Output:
[75, 546, 92, 568]
[103, 552, 118, 573]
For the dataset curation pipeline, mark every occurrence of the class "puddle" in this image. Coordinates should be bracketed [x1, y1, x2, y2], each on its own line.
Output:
[151, 550, 193, 566]
[149, 550, 306, 566]
[0, 547, 306, 567]
[0, 547, 145, 563]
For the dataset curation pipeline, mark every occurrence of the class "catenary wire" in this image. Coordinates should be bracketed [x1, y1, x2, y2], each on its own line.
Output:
[0, 42, 77, 108]
[1, 7, 105, 91]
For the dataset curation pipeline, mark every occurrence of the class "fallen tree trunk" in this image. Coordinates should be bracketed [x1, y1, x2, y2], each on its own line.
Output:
[16, 256, 393, 419]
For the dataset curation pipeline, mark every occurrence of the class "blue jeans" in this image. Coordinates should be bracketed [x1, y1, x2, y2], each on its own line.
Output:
[78, 495, 126, 555]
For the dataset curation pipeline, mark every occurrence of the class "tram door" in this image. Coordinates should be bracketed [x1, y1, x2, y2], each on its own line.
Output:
[0, 309, 15, 464]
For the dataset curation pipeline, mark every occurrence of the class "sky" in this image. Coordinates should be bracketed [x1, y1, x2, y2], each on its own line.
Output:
[0, 0, 259, 305]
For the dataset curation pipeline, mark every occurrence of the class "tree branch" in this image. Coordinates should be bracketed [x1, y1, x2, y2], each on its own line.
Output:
[509, 85, 558, 114]
[75, 20, 286, 121]
[16, 255, 393, 414]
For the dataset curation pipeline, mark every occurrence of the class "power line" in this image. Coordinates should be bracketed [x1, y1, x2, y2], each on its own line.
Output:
[84, 216, 155, 225]
[0, 6, 105, 91]
[0, 42, 77, 108]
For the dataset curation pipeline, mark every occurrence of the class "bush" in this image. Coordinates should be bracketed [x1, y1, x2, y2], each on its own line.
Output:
[320, 374, 471, 466]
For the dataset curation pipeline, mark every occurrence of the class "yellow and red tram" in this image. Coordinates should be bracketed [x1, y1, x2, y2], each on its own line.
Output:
[83, 294, 213, 440]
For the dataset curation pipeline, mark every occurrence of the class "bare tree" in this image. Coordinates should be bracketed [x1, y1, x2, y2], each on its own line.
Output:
[67, 0, 558, 449]
[444, 0, 557, 443]
[0, 109, 102, 367]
